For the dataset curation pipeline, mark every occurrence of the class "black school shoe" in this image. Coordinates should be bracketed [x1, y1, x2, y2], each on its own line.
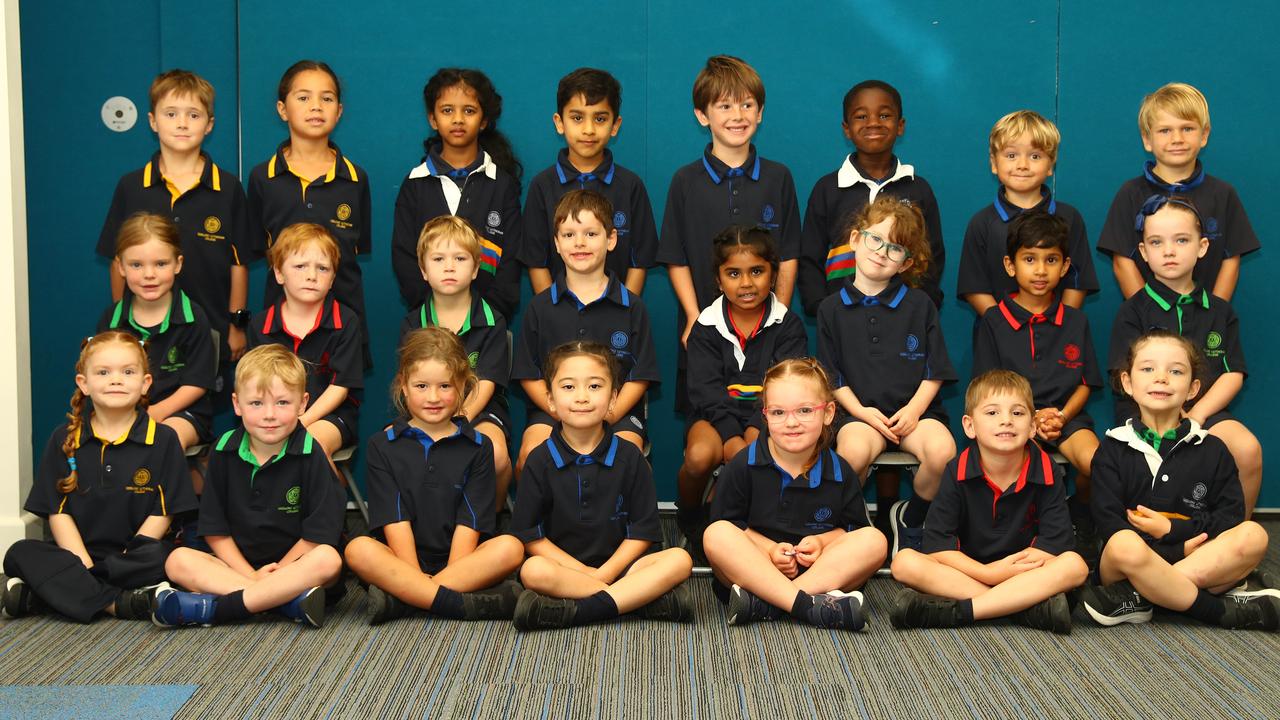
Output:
[113, 582, 172, 621]
[1011, 592, 1072, 634]
[365, 586, 411, 626]
[726, 584, 782, 626]
[278, 587, 326, 628]
[1, 577, 42, 618]
[639, 582, 693, 622]
[889, 588, 964, 629]
[1079, 581, 1153, 626]
[801, 590, 867, 631]
[461, 580, 522, 620]
[512, 590, 577, 631]
[1220, 593, 1280, 631]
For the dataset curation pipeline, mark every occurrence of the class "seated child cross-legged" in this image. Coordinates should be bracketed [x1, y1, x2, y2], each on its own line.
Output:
[890, 371, 1088, 634]
[816, 196, 957, 555]
[156, 345, 346, 628]
[510, 342, 693, 631]
[1081, 331, 1279, 631]
[703, 358, 886, 630]
[344, 328, 525, 624]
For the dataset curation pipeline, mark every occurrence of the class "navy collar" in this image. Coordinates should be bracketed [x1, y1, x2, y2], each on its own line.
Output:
[555, 148, 616, 186]
[838, 278, 909, 309]
[426, 144, 484, 181]
[701, 144, 761, 184]
[994, 185, 1056, 223]
[385, 417, 481, 445]
[545, 430, 619, 469]
[955, 442, 1055, 490]
[745, 439, 844, 489]
[1143, 160, 1206, 192]
[549, 274, 631, 309]
[996, 292, 1065, 330]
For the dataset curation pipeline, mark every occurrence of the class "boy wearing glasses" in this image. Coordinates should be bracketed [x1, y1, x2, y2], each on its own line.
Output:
[817, 197, 957, 558]
[957, 110, 1098, 317]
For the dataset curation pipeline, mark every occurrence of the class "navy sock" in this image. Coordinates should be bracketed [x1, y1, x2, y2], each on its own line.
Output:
[789, 590, 814, 620]
[574, 591, 619, 625]
[1185, 589, 1226, 625]
[958, 598, 975, 624]
[903, 494, 930, 527]
[876, 496, 897, 522]
[431, 586, 465, 619]
[213, 590, 250, 623]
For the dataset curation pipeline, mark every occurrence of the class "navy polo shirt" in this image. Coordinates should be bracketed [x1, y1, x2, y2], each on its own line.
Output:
[25, 415, 196, 563]
[957, 186, 1098, 302]
[246, 141, 371, 332]
[657, 144, 801, 314]
[973, 294, 1102, 411]
[686, 294, 808, 442]
[248, 297, 364, 430]
[365, 419, 496, 564]
[510, 431, 662, 567]
[199, 425, 345, 567]
[511, 275, 660, 385]
[97, 289, 216, 429]
[710, 441, 869, 546]
[817, 278, 956, 421]
[520, 149, 658, 279]
[799, 155, 945, 313]
[391, 148, 523, 320]
[97, 152, 249, 353]
[922, 443, 1073, 564]
[1097, 162, 1259, 292]
[1107, 280, 1246, 390]
[1092, 419, 1243, 552]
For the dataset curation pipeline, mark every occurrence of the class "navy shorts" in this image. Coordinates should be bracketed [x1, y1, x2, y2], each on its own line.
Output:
[170, 409, 213, 445]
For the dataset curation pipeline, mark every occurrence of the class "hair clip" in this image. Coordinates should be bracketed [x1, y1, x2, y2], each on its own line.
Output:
[1135, 194, 1204, 233]
[67, 457, 77, 471]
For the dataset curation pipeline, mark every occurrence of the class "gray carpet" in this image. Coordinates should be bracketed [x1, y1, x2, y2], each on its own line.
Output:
[1, 520, 1278, 719]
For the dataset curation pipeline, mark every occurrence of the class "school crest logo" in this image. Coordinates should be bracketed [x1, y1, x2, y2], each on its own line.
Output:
[486, 211, 501, 228]
[905, 334, 919, 353]
[1206, 332, 1222, 350]
[167, 347, 179, 364]
[1192, 483, 1208, 501]
[1064, 344, 1081, 362]
[203, 216, 222, 234]
[467, 351, 479, 368]
[610, 493, 628, 521]
[613, 211, 627, 228]
[1205, 217, 1220, 237]
[610, 331, 628, 350]
[814, 507, 832, 523]
[336, 204, 352, 221]
[132, 468, 151, 487]
[161, 346, 184, 373]
[761, 204, 775, 223]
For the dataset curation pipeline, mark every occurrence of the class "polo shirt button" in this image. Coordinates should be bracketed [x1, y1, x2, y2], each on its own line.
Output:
[732, 189, 739, 196]
[307, 203, 313, 209]
[578, 329, 586, 336]
[869, 317, 877, 325]
[581, 501, 588, 507]
[731, 208, 740, 215]
[105, 465, 112, 472]
[1162, 474, 1169, 482]
[428, 465, 435, 472]
[173, 216, 180, 223]
[871, 337, 879, 344]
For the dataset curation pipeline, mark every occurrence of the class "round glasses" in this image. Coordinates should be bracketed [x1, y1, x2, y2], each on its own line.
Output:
[860, 230, 911, 263]
[762, 403, 828, 424]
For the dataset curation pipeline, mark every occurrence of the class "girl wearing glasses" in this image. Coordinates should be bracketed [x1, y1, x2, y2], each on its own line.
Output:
[703, 358, 885, 630]
[676, 226, 808, 558]
[816, 196, 957, 559]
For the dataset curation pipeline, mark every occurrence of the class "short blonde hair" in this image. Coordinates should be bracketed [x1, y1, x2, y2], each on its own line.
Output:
[267, 223, 340, 271]
[236, 344, 307, 397]
[1139, 82, 1210, 136]
[150, 69, 214, 115]
[989, 110, 1060, 163]
[692, 55, 765, 111]
[965, 370, 1035, 415]
[416, 215, 482, 270]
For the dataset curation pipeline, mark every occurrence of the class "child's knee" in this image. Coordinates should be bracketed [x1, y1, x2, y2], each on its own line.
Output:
[519, 556, 556, 589]
[1101, 530, 1151, 570]
[701, 519, 741, 550]
[660, 547, 694, 577]
[1054, 551, 1089, 587]
[489, 534, 526, 568]
[682, 439, 718, 477]
[1232, 521, 1269, 559]
[889, 548, 927, 583]
[616, 431, 644, 450]
[164, 547, 202, 579]
[309, 544, 344, 579]
[342, 536, 375, 568]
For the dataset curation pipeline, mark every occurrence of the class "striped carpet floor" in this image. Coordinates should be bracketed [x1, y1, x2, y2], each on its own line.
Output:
[0, 521, 1278, 719]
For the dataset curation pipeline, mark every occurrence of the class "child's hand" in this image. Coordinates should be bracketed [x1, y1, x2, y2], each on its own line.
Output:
[852, 404, 899, 443]
[1126, 505, 1172, 539]
[1035, 408, 1064, 440]
[770, 542, 799, 578]
[794, 535, 823, 567]
[681, 318, 696, 349]
[252, 563, 280, 580]
[988, 550, 1043, 583]
[227, 325, 247, 361]
[887, 406, 921, 438]
[1183, 532, 1210, 557]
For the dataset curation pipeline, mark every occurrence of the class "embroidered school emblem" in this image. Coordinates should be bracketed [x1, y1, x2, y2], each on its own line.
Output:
[905, 334, 920, 353]
[467, 351, 479, 368]
[1206, 332, 1222, 350]
[761, 204, 775, 223]
[613, 211, 627, 228]
[286, 486, 301, 505]
[167, 347, 179, 364]
[1063, 344, 1081, 362]
[203, 216, 222, 234]
[336, 203, 352, 221]
[486, 211, 501, 228]
[610, 331, 628, 350]
[132, 468, 151, 487]
[1192, 483, 1208, 501]
[814, 507, 832, 522]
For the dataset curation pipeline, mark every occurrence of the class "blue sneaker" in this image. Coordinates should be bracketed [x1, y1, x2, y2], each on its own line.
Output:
[890, 499, 925, 557]
[151, 588, 216, 627]
[277, 587, 326, 628]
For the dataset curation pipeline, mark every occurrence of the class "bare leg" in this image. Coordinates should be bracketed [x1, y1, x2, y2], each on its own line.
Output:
[970, 552, 1087, 619]
[474, 421, 513, 512]
[345, 534, 524, 609]
[891, 549, 991, 599]
[1209, 421, 1263, 517]
[1057, 428, 1099, 502]
[793, 527, 886, 593]
[703, 520, 803, 610]
[165, 545, 342, 612]
[515, 423, 553, 481]
[677, 421, 722, 508]
[836, 423, 886, 482]
[897, 419, 954, 501]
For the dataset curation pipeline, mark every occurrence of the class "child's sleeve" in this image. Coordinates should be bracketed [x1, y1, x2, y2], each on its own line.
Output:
[225, 174, 250, 271]
[922, 303, 957, 383]
[364, 435, 406, 533]
[686, 323, 743, 442]
[624, 299, 661, 383]
[197, 451, 233, 538]
[475, 316, 510, 389]
[245, 168, 269, 260]
[921, 464, 964, 553]
[487, 180, 524, 321]
[1107, 301, 1143, 373]
[656, 174, 688, 266]
[956, 212, 994, 299]
[776, 168, 801, 261]
[509, 453, 550, 544]
[457, 437, 497, 535]
[1221, 184, 1260, 259]
[151, 426, 197, 518]
[835, 454, 871, 531]
[329, 311, 365, 389]
[1064, 209, 1099, 293]
[518, 182, 552, 269]
[1096, 185, 1138, 260]
[815, 303, 847, 389]
[96, 176, 129, 259]
[970, 311, 1001, 379]
[798, 181, 832, 316]
[23, 429, 71, 518]
[1088, 441, 1132, 544]
[357, 174, 372, 256]
[776, 313, 810, 361]
[1080, 315, 1104, 389]
[300, 451, 346, 547]
[391, 180, 427, 307]
[1031, 467, 1075, 555]
[708, 460, 751, 528]
[621, 453, 662, 544]
[509, 302, 543, 381]
[1219, 306, 1247, 378]
[180, 310, 217, 392]
[917, 179, 946, 307]
[627, 179, 659, 269]
[1163, 438, 1244, 546]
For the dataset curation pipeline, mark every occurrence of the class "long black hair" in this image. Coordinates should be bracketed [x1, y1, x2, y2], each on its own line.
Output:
[423, 68, 522, 184]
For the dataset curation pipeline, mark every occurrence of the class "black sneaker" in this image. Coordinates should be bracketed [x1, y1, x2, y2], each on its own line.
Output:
[366, 586, 410, 626]
[1011, 593, 1072, 634]
[461, 580, 521, 620]
[114, 582, 172, 621]
[1079, 581, 1153, 626]
[676, 506, 707, 565]
[889, 500, 924, 558]
[726, 584, 782, 626]
[639, 582, 693, 622]
[278, 587, 326, 628]
[512, 590, 577, 631]
[1220, 593, 1280, 631]
[802, 590, 866, 631]
[2, 577, 41, 618]
[1228, 569, 1280, 594]
[889, 588, 964, 629]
